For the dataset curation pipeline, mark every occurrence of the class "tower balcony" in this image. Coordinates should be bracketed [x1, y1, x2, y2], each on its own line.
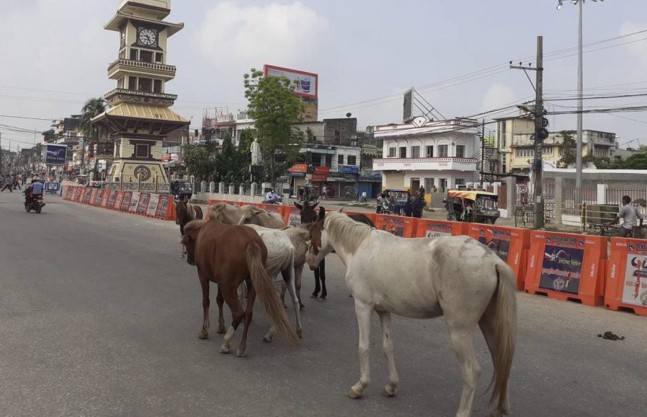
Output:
[108, 59, 176, 81]
[104, 88, 178, 107]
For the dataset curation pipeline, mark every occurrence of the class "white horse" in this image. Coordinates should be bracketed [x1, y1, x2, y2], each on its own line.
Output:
[306, 208, 517, 417]
[242, 224, 303, 341]
[238, 205, 286, 228]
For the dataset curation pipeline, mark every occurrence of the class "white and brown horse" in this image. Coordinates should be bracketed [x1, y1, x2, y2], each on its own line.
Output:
[306, 208, 517, 417]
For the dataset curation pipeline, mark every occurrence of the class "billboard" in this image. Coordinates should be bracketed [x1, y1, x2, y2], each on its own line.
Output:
[44, 144, 68, 165]
[264, 64, 318, 98]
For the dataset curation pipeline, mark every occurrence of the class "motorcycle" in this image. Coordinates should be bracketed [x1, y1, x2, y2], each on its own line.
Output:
[25, 194, 45, 213]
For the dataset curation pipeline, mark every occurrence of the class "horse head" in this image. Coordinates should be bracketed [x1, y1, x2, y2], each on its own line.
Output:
[296, 200, 319, 223]
[181, 219, 206, 266]
[305, 207, 328, 270]
[175, 200, 188, 225]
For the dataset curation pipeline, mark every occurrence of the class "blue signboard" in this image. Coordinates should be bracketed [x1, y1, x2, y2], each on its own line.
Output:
[44, 144, 67, 165]
[338, 165, 359, 174]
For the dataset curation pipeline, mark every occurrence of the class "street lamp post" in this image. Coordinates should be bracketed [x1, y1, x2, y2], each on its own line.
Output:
[557, 0, 603, 203]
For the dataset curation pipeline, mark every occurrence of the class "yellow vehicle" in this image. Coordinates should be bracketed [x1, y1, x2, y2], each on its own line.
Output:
[444, 189, 500, 224]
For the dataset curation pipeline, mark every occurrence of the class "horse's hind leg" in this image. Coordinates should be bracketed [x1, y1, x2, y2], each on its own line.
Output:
[219, 284, 247, 355]
[318, 260, 327, 300]
[198, 278, 210, 339]
[283, 266, 303, 338]
[216, 287, 226, 334]
[236, 287, 256, 357]
[348, 299, 373, 399]
[377, 311, 399, 397]
[447, 328, 481, 417]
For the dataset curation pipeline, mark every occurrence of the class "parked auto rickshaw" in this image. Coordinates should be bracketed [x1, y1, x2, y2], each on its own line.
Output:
[376, 189, 409, 215]
[444, 189, 500, 224]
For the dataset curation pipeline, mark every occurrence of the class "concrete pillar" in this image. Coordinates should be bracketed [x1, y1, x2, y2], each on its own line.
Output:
[209, 181, 216, 193]
[200, 181, 207, 192]
[251, 182, 257, 196]
[228, 184, 235, 194]
[239, 184, 245, 195]
[596, 183, 607, 204]
[505, 176, 516, 219]
[219, 182, 225, 194]
[554, 177, 563, 224]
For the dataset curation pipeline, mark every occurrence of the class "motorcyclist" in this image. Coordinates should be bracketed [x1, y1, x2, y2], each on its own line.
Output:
[25, 176, 44, 205]
[265, 189, 280, 204]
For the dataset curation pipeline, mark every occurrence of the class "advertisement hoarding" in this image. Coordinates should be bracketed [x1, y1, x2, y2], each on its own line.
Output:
[263, 64, 318, 98]
[44, 144, 68, 165]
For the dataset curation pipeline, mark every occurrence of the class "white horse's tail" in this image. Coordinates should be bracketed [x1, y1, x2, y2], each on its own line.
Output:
[490, 263, 517, 411]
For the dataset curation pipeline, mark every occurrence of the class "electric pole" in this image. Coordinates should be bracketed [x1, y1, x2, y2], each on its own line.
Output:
[511, 35, 546, 229]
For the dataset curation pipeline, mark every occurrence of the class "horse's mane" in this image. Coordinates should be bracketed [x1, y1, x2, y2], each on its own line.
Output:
[208, 203, 239, 224]
[324, 212, 371, 254]
[283, 224, 310, 243]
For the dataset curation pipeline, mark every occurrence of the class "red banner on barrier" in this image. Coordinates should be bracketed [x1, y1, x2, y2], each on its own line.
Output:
[64, 186, 74, 200]
[374, 214, 417, 238]
[136, 193, 151, 215]
[146, 194, 160, 217]
[74, 187, 83, 202]
[605, 237, 647, 316]
[467, 224, 531, 291]
[128, 192, 141, 213]
[82, 188, 93, 205]
[100, 189, 112, 208]
[92, 189, 102, 206]
[156, 194, 171, 219]
[525, 231, 607, 306]
[120, 191, 132, 211]
[109, 190, 121, 210]
[415, 219, 467, 238]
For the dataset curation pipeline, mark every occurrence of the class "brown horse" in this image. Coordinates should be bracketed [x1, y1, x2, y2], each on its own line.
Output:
[176, 200, 204, 257]
[182, 219, 299, 357]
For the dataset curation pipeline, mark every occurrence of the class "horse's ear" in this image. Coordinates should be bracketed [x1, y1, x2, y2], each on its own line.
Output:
[317, 206, 326, 222]
[337, 207, 343, 213]
[311, 201, 319, 209]
[294, 202, 303, 210]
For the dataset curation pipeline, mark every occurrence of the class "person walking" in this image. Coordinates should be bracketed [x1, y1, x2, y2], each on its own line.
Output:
[13, 174, 21, 191]
[1, 175, 13, 192]
[403, 191, 413, 217]
[419, 185, 426, 208]
[609, 195, 644, 238]
[411, 191, 424, 218]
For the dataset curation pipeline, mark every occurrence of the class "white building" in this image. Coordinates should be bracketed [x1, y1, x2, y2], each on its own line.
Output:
[372, 116, 480, 192]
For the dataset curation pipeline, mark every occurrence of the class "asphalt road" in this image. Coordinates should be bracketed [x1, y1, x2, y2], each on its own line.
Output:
[1, 191, 645, 417]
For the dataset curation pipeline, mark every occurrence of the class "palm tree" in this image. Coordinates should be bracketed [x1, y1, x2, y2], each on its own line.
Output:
[79, 97, 106, 177]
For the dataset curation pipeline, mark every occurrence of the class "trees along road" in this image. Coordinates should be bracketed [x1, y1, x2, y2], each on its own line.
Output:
[0, 191, 645, 417]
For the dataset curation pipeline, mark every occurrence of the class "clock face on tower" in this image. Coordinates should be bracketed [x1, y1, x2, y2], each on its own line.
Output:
[138, 28, 157, 46]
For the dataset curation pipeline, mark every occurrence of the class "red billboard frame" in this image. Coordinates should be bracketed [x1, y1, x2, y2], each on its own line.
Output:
[263, 64, 318, 99]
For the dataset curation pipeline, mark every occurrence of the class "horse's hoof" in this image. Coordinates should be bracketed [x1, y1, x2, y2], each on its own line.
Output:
[198, 332, 209, 340]
[310, 294, 318, 299]
[216, 327, 226, 334]
[299, 304, 305, 310]
[297, 330, 303, 339]
[347, 388, 362, 399]
[318, 297, 326, 302]
[263, 336, 273, 343]
[381, 386, 396, 397]
[219, 345, 230, 354]
[236, 349, 247, 358]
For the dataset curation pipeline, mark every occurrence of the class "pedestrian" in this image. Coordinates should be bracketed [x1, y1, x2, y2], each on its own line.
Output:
[608, 195, 644, 237]
[411, 191, 424, 218]
[13, 174, 21, 190]
[1, 175, 13, 192]
[419, 185, 426, 208]
[403, 191, 413, 217]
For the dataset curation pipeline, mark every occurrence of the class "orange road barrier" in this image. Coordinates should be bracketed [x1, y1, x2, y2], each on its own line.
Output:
[64, 186, 75, 200]
[466, 224, 531, 291]
[89, 188, 99, 206]
[109, 191, 122, 210]
[119, 191, 133, 211]
[74, 187, 84, 202]
[254, 203, 288, 226]
[100, 189, 113, 208]
[128, 192, 141, 214]
[136, 193, 151, 216]
[145, 194, 160, 217]
[374, 214, 417, 238]
[155, 194, 175, 220]
[525, 231, 607, 306]
[605, 237, 647, 316]
[415, 219, 468, 238]
[82, 187, 93, 205]
[285, 205, 302, 226]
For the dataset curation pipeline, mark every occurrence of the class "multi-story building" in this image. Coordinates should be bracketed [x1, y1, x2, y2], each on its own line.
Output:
[495, 115, 618, 174]
[372, 116, 480, 192]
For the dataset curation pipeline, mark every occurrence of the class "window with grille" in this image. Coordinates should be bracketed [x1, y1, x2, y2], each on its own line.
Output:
[411, 146, 420, 158]
[456, 145, 465, 158]
[438, 145, 448, 157]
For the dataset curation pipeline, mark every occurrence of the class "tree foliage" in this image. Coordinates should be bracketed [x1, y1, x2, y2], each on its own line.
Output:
[557, 130, 576, 168]
[617, 152, 647, 169]
[244, 68, 305, 184]
[182, 144, 216, 182]
[80, 97, 107, 144]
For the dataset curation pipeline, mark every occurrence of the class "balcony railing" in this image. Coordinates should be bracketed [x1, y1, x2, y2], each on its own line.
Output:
[373, 157, 478, 172]
[104, 88, 178, 104]
[108, 59, 176, 77]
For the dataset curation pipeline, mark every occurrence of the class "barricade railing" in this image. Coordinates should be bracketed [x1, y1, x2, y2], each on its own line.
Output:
[374, 214, 418, 238]
[466, 224, 531, 291]
[605, 237, 647, 316]
[524, 231, 607, 306]
[415, 218, 467, 238]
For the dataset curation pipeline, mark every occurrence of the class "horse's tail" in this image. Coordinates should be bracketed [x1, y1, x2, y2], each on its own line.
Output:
[246, 242, 300, 345]
[489, 262, 517, 410]
[194, 205, 204, 220]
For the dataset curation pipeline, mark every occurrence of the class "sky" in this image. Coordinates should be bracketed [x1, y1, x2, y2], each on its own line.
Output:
[1, 0, 646, 154]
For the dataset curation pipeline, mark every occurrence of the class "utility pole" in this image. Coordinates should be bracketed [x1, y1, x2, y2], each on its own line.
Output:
[511, 36, 546, 229]
[480, 119, 486, 182]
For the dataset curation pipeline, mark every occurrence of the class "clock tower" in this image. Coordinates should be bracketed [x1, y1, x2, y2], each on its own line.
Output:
[92, 0, 189, 184]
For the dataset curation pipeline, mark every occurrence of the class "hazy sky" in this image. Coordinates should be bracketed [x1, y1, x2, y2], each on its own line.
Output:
[1, 0, 646, 153]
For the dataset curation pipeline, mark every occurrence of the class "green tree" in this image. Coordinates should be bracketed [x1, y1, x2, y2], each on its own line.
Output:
[80, 97, 107, 175]
[557, 130, 576, 168]
[618, 152, 647, 169]
[183, 144, 217, 182]
[216, 133, 249, 184]
[243, 68, 305, 184]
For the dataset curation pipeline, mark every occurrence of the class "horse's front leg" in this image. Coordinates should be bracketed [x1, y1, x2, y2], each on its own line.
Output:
[283, 267, 303, 338]
[198, 278, 210, 339]
[319, 259, 327, 300]
[377, 311, 399, 397]
[348, 299, 372, 399]
[294, 263, 305, 310]
[216, 286, 226, 334]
